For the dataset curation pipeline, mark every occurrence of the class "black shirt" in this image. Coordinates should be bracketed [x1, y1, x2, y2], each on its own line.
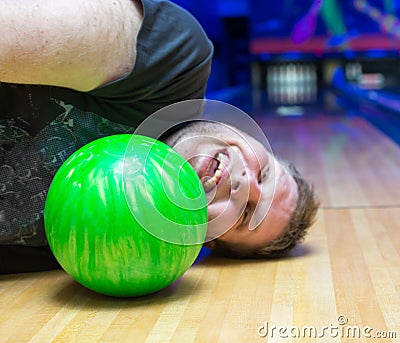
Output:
[0, 0, 213, 273]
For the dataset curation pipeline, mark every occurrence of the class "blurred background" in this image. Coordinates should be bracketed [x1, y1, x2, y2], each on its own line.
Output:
[172, 0, 400, 144]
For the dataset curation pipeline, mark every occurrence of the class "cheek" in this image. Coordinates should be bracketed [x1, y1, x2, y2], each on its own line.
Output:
[207, 200, 229, 221]
[206, 200, 242, 240]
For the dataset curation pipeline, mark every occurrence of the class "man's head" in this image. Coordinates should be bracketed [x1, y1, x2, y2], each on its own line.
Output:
[164, 120, 319, 258]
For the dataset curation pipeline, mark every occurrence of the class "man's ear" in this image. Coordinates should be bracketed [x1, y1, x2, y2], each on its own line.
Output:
[203, 240, 216, 250]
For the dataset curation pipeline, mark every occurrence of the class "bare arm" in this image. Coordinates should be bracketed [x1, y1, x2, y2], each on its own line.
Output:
[0, 0, 143, 91]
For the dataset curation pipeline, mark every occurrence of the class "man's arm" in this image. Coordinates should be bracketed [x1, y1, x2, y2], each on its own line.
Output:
[0, 0, 143, 92]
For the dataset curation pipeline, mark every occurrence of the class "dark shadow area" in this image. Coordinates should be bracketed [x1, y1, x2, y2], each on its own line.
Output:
[194, 242, 317, 267]
[49, 269, 205, 310]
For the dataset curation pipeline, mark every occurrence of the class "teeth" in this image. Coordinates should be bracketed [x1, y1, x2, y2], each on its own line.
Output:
[203, 153, 227, 191]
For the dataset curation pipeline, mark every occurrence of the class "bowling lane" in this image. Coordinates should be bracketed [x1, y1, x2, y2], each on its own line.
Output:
[0, 206, 399, 341]
[256, 114, 400, 208]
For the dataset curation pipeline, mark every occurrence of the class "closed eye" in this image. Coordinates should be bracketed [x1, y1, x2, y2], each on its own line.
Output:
[258, 166, 270, 183]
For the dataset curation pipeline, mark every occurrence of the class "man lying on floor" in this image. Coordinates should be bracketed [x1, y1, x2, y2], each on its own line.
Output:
[0, 0, 319, 273]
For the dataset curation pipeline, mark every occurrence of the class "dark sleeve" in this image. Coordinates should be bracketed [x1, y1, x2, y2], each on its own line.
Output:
[0, 245, 60, 274]
[87, 0, 214, 127]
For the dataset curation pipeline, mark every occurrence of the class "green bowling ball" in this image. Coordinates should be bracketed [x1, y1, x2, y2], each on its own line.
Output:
[44, 134, 207, 297]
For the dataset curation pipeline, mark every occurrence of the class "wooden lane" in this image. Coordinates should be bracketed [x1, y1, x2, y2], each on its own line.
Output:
[322, 208, 400, 341]
[0, 207, 399, 342]
[256, 115, 400, 208]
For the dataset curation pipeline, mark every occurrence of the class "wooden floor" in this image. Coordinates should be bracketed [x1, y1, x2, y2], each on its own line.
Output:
[1, 115, 399, 342]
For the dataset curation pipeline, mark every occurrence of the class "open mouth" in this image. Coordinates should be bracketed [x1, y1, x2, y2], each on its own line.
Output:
[202, 152, 229, 192]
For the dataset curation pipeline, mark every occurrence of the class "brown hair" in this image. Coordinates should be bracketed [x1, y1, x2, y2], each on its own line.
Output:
[211, 161, 320, 259]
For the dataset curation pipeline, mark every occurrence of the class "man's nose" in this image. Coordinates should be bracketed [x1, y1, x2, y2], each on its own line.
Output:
[231, 166, 262, 202]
